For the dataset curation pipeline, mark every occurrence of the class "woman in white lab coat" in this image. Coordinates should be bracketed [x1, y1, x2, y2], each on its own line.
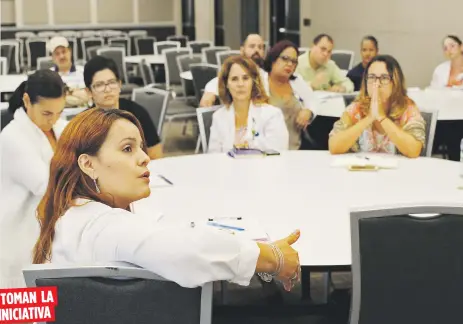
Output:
[208, 55, 289, 153]
[430, 35, 463, 88]
[0, 70, 67, 288]
[32, 108, 301, 290]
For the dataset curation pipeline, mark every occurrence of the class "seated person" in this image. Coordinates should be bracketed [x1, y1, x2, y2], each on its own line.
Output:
[208, 56, 288, 153]
[200, 33, 267, 107]
[296, 34, 354, 93]
[347, 36, 379, 91]
[0, 70, 67, 288]
[329, 55, 425, 158]
[263, 40, 316, 150]
[32, 108, 301, 291]
[83, 56, 163, 159]
[48, 36, 88, 107]
[431, 35, 463, 88]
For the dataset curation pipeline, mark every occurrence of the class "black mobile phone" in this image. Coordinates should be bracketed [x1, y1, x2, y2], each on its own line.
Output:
[263, 149, 280, 156]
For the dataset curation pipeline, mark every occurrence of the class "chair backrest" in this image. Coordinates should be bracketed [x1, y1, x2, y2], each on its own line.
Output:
[216, 50, 241, 66]
[1, 40, 20, 73]
[331, 50, 355, 70]
[188, 41, 213, 54]
[108, 37, 131, 56]
[66, 37, 78, 63]
[350, 204, 463, 324]
[163, 48, 192, 88]
[26, 38, 47, 69]
[0, 57, 7, 75]
[37, 56, 54, 70]
[167, 35, 189, 47]
[177, 54, 203, 97]
[15, 31, 36, 39]
[132, 87, 170, 136]
[298, 47, 310, 56]
[81, 30, 100, 38]
[96, 47, 128, 83]
[197, 106, 220, 153]
[23, 263, 212, 324]
[136, 36, 157, 55]
[1, 109, 14, 131]
[190, 63, 219, 103]
[139, 59, 156, 86]
[154, 41, 180, 55]
[38, 31, 58, 39]
[59, 30, 78, 37]
[419, 110, 438, 157]
[128, 30, 148, 37]
[81, 37, 104, 61]
[202, 46, 230, 65]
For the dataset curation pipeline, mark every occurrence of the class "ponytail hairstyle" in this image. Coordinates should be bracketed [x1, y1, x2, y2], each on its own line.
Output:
[8, 70, 66, 114]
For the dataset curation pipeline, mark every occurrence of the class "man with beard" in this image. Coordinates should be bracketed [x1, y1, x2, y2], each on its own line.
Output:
[199, 34, 266, 107]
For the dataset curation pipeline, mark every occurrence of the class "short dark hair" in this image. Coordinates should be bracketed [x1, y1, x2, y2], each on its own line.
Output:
[362, 35, 378, 49]
[313, 34, 334, 45]
[263, 40, 299, 80]
[8, 70, 65, 114]
[445, 35, 462, 46]
[83, 56, 120, 89]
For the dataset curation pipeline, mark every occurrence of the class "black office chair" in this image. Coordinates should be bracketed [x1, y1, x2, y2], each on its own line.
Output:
[350, 204, 463, 324]
[189, 63, 219, 104]
[23, 263, 213, 324]
[1, 109, 14, 131]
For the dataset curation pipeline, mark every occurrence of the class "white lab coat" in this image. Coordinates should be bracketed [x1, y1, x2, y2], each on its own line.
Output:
[431, 61, 451, 87]
[0, 108, 68, 288]
[51, 199, 260, 288]
[208, 103, 289, 153]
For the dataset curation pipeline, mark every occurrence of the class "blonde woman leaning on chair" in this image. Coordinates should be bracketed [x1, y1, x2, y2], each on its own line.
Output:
[329, 55, 425, 158]
[208, 56, 289, 153]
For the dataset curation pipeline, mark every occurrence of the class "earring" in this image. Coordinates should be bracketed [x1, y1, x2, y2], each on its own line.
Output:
[92, 171, 100, 193]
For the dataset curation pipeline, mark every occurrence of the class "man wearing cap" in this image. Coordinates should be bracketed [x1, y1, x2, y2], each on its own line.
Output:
[48, 36, 88, 107]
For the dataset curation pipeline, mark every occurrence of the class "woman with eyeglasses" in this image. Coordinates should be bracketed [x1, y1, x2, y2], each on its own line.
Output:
[83, 56, 163, 160]
[262, 40, 316, 150]
[329, 55, 425, 158]
[431, 35, 463, 88]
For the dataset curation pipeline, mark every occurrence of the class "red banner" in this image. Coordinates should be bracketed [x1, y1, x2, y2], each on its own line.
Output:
[0, 287, 57, 323]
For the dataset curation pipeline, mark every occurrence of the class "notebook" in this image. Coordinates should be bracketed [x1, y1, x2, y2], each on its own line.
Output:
[227, 147, 280, 159]
[331, 155, 399, 170]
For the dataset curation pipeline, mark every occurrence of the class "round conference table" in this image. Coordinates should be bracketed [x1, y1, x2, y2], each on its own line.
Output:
[134, 151, 463, 268]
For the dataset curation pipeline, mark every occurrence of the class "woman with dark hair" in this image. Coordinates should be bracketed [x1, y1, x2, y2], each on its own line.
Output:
[263, 40, 316, 150]
[347, 36, 379, 91]
[32, 108, 301, 290]
[84, 56, 163, 159]
[329, 55, 425, 158]
[0, 69, 67, 288]
[431, 35, 463, 88]
[208, 55, 288, 152]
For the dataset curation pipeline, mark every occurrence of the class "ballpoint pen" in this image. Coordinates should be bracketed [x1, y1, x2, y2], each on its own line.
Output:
[158, 174, 173, 185]
[207, 222, 245, 232]
[208, 216, 242, 221]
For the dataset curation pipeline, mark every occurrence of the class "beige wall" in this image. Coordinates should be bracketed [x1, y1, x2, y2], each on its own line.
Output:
[54, 0, 91, 24]
[138, 0, 174, 23]
[22, 0, 48, 25]
[300, 0, 463, 87]
[1, 0, 15, 24]
[98, 0, 133, 23]
[223, 0, 241, 49]
[194, 0, 214, 41]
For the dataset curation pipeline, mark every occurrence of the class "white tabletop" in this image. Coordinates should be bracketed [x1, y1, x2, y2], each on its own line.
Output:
[134, 151, 463, 267]
[180, 71, 192, 81]
[124, 55, 165, 65]
[0, 74, 28, 94]
[315, 89, 463, 121]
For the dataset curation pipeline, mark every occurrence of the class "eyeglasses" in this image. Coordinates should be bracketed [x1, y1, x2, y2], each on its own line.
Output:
[91, 79, 120, 93]
[278, 55, 298, 65]
[366, 74, 392, 85]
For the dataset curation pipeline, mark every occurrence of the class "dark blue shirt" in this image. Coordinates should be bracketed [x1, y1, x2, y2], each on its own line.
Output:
[346, 63, 366, 91]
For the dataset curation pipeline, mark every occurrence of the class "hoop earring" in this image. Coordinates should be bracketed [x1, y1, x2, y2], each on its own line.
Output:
[92, 171, 100, 194]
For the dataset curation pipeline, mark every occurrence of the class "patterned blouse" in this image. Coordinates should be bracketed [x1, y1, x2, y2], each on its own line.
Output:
[330, 101, 426, 154]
